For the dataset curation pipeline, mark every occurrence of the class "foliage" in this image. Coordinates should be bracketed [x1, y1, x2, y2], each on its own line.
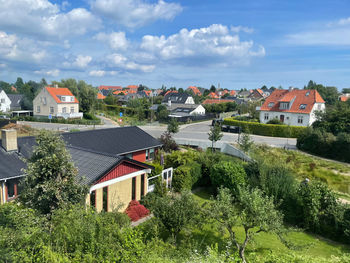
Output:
[297, 127, 350, 163]
[208, 187, 283, 263]
[18, 130, 88, 215]
[159, 131, 178, 152]
[210, 161, 246, 195]
[167, 118, 179, 134]
[305, 80, 339, 105]
[165, 149, 200, 168]
[146, 191, 200, 241]
[125, 200, 150, 222]
[208, 123, 223, 151]
[156, 104, 169, 121]
[203, 102, 238, 114]
[172, 162, 202, 192]
[238, 132, 254, 153]
[266, 118, 284, 125]
[104, 94, 119, 105]
[224, 117, 306, 138]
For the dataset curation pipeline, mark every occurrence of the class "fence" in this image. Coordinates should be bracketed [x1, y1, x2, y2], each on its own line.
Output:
[147, 167, 173, 193]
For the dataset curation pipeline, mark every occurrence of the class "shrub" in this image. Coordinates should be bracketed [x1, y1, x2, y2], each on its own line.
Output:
[165, 150, 199, 168]
[210, 161, 246, 195]
[223, 117, 306, 138]
[125, 200, 150, 222]
[159, 132, 178, 152]
[266, 118, 284, 125]
[172, 162, 202, 192]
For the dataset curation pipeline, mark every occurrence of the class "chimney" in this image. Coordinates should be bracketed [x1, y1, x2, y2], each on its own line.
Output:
[55, 84, 58, 88]
[1, 129, 17, 152]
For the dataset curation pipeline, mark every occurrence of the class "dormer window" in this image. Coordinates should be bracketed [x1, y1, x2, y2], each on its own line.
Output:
[280, 102, 289, 110]
[268, 102, 274, 107]
[70, 97, 74, 102]
[299, 104, 307, 109]
[306, 91, 310, 96]
[61, 96, 66, 102]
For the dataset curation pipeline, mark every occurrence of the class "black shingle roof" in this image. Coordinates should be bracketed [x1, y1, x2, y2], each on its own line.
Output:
[7, 94, 24, 109]
[162, 93, 191, 104]
[0, 127, 159, 183]
[61, 126, 162, 155]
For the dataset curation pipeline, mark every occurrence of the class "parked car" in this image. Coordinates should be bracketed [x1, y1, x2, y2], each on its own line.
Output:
[0, 115, 10, 120]
[211, 119, 223, 126]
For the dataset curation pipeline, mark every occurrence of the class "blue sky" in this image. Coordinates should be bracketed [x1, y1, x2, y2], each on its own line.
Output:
[0, 0, 350, 90]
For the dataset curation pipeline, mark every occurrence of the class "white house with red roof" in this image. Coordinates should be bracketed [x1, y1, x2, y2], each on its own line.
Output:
[33, 86, 83, 119]
[258, 89, 325, 126]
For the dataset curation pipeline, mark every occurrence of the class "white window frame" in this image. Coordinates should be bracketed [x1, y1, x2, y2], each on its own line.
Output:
[61, 96, 66, 102]
[36, 106, 40, 113]
[70, 107, 74, 113]
[70, 96, 74, 102]
[50, 107, 54, 113]
[268, 102, 274, 107]
[298, 116, 303, 124]
[62, 107, 66, 113]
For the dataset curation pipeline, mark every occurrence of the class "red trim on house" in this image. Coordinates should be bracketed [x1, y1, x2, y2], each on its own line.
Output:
[94, 160, 149, 184]
[133, 150, 146, 162]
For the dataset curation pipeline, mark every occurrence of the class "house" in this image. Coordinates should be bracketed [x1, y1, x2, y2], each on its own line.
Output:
[258, 89, 325, 126]
[33, 86, 83, 119]
[97, 92, 106, 100]
[248, 89, 265, 101]
[168, 104, 206, 118]
[0, 89, 11, 113]
[0, 127, 163, 211]
[162, 92, 195, 105]
[208, 92, 219, 99]
[7, 94, 24, 110]
[237, 90, 251, 98]
[187, 86, 202, 96]
[339, 94, 350, 102]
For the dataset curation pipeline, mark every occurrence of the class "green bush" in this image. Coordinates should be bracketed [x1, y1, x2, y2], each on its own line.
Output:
[223, 117, 306, 138]
[172, 162, 202, 192]
[209, 161, 246, 195]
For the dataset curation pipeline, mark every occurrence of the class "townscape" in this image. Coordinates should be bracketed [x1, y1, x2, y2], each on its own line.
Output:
[1, 1, 350, 263]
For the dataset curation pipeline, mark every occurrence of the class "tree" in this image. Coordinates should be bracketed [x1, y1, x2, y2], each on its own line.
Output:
[77, 80, 97, 113]
[210, 85, 216, 93]
[208, 123, 223, 152]
[209, 187, 283, 263]
[167, 118, 179, 134]
[18, 131, 88, 215]
[238, 132, 254, 153]
[156, 104, 169, 121]
[14, 77, 24, 92]
[147, 191, 200, 242]
[342, 88, 350, 93]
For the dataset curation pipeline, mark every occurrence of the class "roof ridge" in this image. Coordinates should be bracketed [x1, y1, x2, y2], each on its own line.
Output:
[67, 145, 122, 159]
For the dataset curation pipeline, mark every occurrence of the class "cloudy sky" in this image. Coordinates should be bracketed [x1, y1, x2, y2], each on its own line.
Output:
[0, 0, 350, 90]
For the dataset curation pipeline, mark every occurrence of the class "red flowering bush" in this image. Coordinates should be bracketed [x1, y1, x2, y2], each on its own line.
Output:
[125, 200, 150, 222]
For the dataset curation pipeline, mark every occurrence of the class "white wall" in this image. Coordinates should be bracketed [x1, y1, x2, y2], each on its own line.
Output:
[185, 96, 195, 104]
[0, 90, 11, 112]
[190, 105, 206, 115]
[259, 111, 311, 127]
[309, 103, 326, 125]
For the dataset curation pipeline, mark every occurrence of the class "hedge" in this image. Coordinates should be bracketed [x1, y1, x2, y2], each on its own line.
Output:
[223, 117, 306, 138]
[172, 162, 202, 192]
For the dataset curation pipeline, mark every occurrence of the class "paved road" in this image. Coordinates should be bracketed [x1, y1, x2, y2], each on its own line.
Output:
[140, 120, 297, 149]
[18, 118, 296, 148]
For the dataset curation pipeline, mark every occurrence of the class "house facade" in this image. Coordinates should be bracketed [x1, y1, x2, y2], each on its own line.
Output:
[0, 89, 11, 113]
[0, 127, 162, 211]
[258, 89, 325, 126]
[33, 86, 82, 119]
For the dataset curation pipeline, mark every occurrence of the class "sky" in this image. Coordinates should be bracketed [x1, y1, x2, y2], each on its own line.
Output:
[0, 0, 350, 90]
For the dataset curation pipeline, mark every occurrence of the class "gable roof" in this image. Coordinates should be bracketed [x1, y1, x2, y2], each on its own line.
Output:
[202, 99, 235, 104]
[7, 94, 24, 108]
[187, 86, 202, 96]
[97, 93, 106, 100]
[162, 92, 190, 104]
[260, 89, 325, 114]
[45, 87, 78, 104]
[0, 147, 26, 180]
[98, 86, 122, 90]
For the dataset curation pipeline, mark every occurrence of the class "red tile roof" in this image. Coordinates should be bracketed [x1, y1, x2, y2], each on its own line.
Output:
[203, 99, 235, 104]
[187, 86, 202, 96]
[230, 90, 236, 96]
[46, 87, 78, 104]
[113, 90, 127, 95]
[165, 90, 178, 96]
[260, 89, 325, 114]
[144, 90, 151, 96]
[256, 89, 264, 96]
[97, 93, 106, 100]
[98, 85, 122, 90]
[127, 85, 138, 90]
[340, 95, 350, 102]
[208, 92, 219, 99]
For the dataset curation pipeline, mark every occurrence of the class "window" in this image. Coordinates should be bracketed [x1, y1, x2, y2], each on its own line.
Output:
[306, 91, 310, 96]
[70, 107, 74, 113]
[299, 104, 307, 109]
[298, 116, 303, 124]
[102, 187, 108, 212]
[264, 113, 269, 120]
[50, 107, 54, 113]
[62, 107, 66, 113]
[317, 104, 321, 110]
[149, 148, 155, 160]
[70, 96, 74, 102]
[43, 97, 47, 105]
[146, 149, 149, 160]
[61, 96, 66, 102]
[141, 174, 145, 197]
[1, 98, 5, 103]
[280, 102, 289, 109]
[7, 181, 17, 200]
[36, 106, 40, 113]
[90, 190, 96, 208]
[132, 177, 136, 200]
[268, 102, 274, 107]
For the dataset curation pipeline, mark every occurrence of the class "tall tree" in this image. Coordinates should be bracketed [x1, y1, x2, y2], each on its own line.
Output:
[19, 131, 87, 215]
[167, 118, 179, 134]
[208, 123, 223, 152]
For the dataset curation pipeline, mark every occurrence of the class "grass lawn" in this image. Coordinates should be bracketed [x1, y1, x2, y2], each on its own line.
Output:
[252, 146, 350, 196]
[191, 188, 350, 260]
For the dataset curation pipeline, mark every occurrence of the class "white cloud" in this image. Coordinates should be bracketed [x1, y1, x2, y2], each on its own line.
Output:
[140, 24, 265, 65]
[287, 17, 350, 46]
[35, 69, 60, 77]
[95, 32, 129, 50]
[74, 55, 92, 68]
[89, 70, 118, 77]
[91, 0, 182, 28]
[0, 0, 101, 39]
[107, 53, 155, 72]
[230, 25, 254, 33]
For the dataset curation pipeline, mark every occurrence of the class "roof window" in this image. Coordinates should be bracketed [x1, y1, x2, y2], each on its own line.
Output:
[299, 104, 307, 109]
[306, 91, 310, 96]
[268, 102, 274, 107]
